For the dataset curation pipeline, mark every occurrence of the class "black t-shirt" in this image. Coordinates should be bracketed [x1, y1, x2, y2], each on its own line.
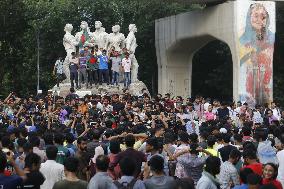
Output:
[112, 148, 146, 178]
[155, 136, 165, 146]
[218, 145, 237, 162]
[132, 124, 147, 134]
[23, 171, 45, 189]
[87, 141, 107, 157]
[65, 93, 79, 101]
[217, 107, 229, 120]
[112, 102, 125, 113]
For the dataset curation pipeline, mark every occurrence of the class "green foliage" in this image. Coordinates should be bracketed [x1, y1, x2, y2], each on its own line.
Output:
[0, 0, 194, 97]
[1, 0, 283, 105]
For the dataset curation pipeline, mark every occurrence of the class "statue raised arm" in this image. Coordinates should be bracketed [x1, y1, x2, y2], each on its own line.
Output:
[75, 21, 93, 51]
[126, 24, 139, 83]
[126, 24, 138, 54]
[92, 21, 109, 50]
[105, 25, 125, 52]
[62, 24, 78, 83]
[63, 24, 77, 55]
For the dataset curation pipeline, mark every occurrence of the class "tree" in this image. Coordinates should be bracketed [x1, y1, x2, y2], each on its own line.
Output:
[0, 0, 196, 97]
[0, 0, 28, 95]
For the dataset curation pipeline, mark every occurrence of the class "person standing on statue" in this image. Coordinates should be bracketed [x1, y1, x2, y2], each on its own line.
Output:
[121, 52, 132, 88]
[94, 45, 102, 56]
[98, 50, 110, 85]
[69, 52, 79, 89]
[87, 49, 99, 87]
[53, 57, 64, 88]
[109, 50, 121, 86]
[78, 50, 88, 89]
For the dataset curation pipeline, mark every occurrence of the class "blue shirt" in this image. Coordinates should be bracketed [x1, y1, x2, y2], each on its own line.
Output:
[0, 174, 23, 189]
[79, 56, 87, 68]
[233, 184, 248, 189]
[99, 55, 108, 70]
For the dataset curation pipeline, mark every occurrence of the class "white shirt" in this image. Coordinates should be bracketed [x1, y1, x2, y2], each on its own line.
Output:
[272, 108, 281, 121]
[252, 111, 263, 124]
[33, 147, 46, 163]
[96, 102, 103, 111]
[69, 56, 78, 64]
[96, 49, 102, 56]
[204, 103, 210, 112]
[55, 60, 64, 74]
[40, 160, 65, 189]
[277, 150, 284, 187]
[121, 57, 132, 72]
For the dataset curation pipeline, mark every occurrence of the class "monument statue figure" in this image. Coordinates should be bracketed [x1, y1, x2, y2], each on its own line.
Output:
[62, 24, 78, 83]
[75, 21, 93, 51]
[53, 22, 149, 97]
[105, 25, 125, 52]
[126, 24, 139, 83]
[91, 21, 108, 50]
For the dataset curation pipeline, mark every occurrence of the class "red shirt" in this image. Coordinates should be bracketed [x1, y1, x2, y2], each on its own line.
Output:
[3, 170, 11, 176]
[243, 163, 263, 176]
[262, 178, 283, 189]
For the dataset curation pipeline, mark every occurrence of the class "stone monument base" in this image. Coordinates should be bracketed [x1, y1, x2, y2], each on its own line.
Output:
[51, 81, 149, 97]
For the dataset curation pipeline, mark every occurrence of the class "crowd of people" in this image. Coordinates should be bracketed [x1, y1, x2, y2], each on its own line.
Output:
[54, 45, 133, 89]
[1, 89, 284, 189]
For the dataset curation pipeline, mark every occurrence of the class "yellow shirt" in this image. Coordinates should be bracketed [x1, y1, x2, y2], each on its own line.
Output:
[204, 148, 219, 157]
[120, 140, 143, 151]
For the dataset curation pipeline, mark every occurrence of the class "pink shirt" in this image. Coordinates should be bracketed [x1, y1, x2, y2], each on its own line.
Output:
[204, 112, 215, 121]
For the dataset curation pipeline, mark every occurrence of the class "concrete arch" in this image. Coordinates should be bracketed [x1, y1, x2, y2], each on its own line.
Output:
[155, 1, 239, 99]
[155, 0, 276, 106]
[191, 39, 233, 99]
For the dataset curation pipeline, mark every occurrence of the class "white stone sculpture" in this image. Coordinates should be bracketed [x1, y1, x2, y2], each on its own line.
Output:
[105, 25, 125, 52]
[126, 24, 139, 83]
[55, 22, 148, 96]
[62, 24, 78, 83]
[75, 21, 93, 51]
[91, 21, 108, 50]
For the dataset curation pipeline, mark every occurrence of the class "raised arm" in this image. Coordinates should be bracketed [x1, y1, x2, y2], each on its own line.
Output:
[4, 92, 13, 104]
[126, 33, 133, 49]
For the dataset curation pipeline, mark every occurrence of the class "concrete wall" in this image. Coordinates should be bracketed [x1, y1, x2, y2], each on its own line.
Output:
[155, 1, 239, 99]
[156, 0, 276, 106]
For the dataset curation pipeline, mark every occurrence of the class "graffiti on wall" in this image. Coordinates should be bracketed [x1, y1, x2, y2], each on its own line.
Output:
[238, 1, 275, 106]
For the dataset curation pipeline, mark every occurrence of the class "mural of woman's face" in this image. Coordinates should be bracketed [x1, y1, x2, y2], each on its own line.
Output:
[250, 5, 268, 32]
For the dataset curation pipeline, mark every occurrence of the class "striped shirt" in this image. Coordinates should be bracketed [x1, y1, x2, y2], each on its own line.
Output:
[177, 154, 207, 184]
[219, 161, 240, 189]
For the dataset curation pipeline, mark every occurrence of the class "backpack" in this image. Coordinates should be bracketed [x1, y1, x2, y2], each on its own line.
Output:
[113, 178, 137, 189]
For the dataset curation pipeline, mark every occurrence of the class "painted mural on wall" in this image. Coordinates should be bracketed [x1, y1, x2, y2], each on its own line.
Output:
[238, 1, 275, 107]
